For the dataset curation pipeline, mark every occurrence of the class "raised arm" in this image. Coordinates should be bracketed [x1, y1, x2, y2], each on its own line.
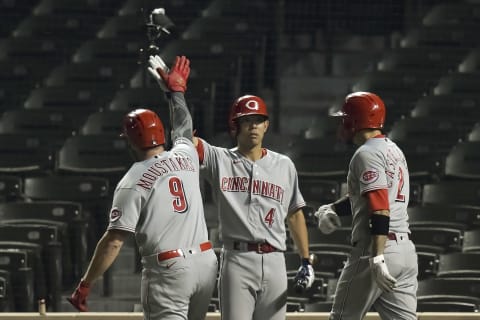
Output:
[148, 55, 193, 141]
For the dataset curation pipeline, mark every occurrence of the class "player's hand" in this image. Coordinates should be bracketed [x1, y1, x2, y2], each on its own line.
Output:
[148, 55, 190, 93]
[67, 280, 91, 312]
[293, 258, 315, 293]
[369, 254, 397, 292]
[315, 204, 341, 234]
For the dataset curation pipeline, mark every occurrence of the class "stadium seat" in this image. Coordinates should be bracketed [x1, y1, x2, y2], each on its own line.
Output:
[12, 15, 102, 45]
[444, 141, 480, 179]
[56, 134, 131, 175]
[0, 175, 22, 201]
[0, 242, 47, 309]
[0, 109, 78, 139]
[44, 62, 136, 90]
[434, 72, 480, 95]
[0, 0, 39, 37]
[376, 47, 467, 73]
[411, 94, 480, 121]
[417, 300, 478, 312]
[422, 181, 480, 207]
[0, 225, 61, 311]
[410, 226, 463, 254]
[0, 37, 65, 64]
[437, 252, 480, 277]
[107, 88, 167, 111]
[0, 269, 14, 312]
[79, 110, 125, 136]
[401, 25, 480, 48]
[423, 2, 480, 27]
[351, 70, 440, 97]
[33, 0, 120, 16]
[417, 251, 439, 280]
[72, 39, 143, 64]
[388, 117, 467, 154]
[0, 201, 87, 281]
[24, 86, 110, 114]
[417, 277, 480, 306]
[0, 249, 35, 311]
[302, 116, 339, 140]
[407, 204, 480, 231]
[0, 134, 55, 174]
[468, 122, 480, 141]
[97, 14, 146, 40]
[459, 48, 480, 73]
[463, 229, 480, 252]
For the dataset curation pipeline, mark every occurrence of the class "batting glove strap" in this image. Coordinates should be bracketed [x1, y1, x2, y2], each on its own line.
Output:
[369, 254, 397, 293]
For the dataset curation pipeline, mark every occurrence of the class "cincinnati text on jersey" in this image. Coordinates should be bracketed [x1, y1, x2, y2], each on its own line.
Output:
[220, 176, 284, 203]
[136, 156, 196, 190]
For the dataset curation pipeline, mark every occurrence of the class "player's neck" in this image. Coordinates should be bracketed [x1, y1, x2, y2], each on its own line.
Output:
[353, 129, 382, 145]
[237, 144, 263, 161]
[138, 145, 165, 161]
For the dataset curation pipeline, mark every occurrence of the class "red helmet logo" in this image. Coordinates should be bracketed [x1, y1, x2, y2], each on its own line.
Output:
[228, 95, 268, 135]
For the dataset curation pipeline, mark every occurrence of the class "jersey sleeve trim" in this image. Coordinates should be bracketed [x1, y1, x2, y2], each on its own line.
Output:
[289, 201, 306, 214]
[106, 225, 135, 233]
[361, 184, 388, 194]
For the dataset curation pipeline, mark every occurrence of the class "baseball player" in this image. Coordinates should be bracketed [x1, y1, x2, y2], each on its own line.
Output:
[315, 92, 418, 320]
[68, 56, 218, 320]
[149, 54, 314, 319]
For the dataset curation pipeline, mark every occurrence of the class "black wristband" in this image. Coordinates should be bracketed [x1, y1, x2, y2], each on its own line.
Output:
[332, 197, 351, 216]
[370, 214, 389, 235]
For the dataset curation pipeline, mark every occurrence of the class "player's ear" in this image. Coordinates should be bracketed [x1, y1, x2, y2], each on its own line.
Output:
[263, 119, 269, 133]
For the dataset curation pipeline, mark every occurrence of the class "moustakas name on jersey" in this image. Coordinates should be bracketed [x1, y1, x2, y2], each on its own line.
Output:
[136, 155, 196, 190]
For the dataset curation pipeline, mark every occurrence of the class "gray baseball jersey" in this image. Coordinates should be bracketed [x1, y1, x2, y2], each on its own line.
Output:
[107, 124, 217, 318]
[198, 138, 305, 320]
[330, 135, 418, 320]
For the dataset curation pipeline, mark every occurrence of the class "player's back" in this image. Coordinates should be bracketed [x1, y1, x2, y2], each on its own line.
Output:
[115, 139, 208, 256]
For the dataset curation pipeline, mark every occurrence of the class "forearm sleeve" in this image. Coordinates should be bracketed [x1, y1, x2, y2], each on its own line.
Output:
[167, 92, 193, 141]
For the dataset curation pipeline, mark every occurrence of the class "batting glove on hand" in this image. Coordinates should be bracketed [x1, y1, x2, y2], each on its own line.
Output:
[315, 204, 341, 234]
[148, 55, 190, 93]
[294, 258, 315, 293]
[67, 280, 91, 312]
[369, 254, 397, 293]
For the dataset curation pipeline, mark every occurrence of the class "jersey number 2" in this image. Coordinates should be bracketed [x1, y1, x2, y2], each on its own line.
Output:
[396, 167, 406, 202]
[169, 177, 188, 213]
[264, 208, 275, 227]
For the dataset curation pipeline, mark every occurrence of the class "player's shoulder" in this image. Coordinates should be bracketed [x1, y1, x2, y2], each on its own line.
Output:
[264, 148, 296, 166]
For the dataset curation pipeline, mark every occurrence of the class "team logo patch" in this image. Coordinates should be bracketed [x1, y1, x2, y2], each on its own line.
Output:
[109, 208, 122, 222]
[360, 169, 379, 184]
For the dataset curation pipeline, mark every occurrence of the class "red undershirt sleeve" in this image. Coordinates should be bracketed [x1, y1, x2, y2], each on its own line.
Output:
[365, 189, 389, 212]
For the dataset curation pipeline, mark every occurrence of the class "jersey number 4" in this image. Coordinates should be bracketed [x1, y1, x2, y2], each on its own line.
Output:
[169, 177, 188, 213]
[264, 208, 275, 227]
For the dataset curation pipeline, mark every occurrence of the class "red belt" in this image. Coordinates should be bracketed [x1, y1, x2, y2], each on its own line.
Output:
[233, 241, 278, 253]
[157, 241, 212, 262]
[387, 233, 410, 241]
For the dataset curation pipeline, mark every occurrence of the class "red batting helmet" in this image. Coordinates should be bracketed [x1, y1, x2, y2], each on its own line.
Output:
[122, 108, 165, 149]
[332, 92, 386, 141]
[228, 95, 268, 134]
